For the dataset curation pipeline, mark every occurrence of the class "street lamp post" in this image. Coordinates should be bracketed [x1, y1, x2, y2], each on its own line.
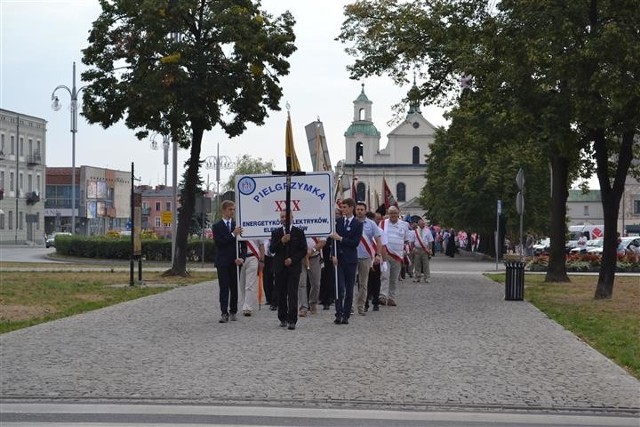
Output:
[150, 133, 171, 186]
[203, 143, 235, 220]
[51, 62, 86, 235]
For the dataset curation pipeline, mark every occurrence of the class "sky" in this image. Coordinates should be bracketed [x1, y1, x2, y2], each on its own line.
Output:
[0, 0, 448, 191]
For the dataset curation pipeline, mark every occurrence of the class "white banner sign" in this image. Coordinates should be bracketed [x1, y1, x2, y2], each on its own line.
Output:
[235, 172, 335, 239]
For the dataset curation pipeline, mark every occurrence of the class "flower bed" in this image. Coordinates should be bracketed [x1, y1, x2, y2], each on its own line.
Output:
[526, 253, 640, 273]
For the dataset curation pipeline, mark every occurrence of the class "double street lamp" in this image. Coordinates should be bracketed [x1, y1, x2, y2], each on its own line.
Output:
[203, 143, 235, 219]
[51, 62, 86, 234]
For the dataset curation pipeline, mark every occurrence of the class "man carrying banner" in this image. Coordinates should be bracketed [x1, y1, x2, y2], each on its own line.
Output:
[378, 206, 410, 307]
[354, 202, 384, 316]
[270, 210, 307, 330]
[330, 198, 363, 325]
[213, 200, 242, 323]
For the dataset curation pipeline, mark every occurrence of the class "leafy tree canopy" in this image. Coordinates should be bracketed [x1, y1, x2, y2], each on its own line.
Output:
[225, 154, 275, 191]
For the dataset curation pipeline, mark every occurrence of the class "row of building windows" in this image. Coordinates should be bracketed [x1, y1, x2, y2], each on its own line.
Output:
[353, 182, 407, 203]
[0, 133, 42, 158]
[354, 143, 424, 165]
[0, 170, 42, 194]
[142, 202, 172, 212]
[0, 212, 40, 230]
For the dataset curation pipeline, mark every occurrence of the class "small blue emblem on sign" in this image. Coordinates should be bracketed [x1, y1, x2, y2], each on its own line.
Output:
[237, 176, 257, 195]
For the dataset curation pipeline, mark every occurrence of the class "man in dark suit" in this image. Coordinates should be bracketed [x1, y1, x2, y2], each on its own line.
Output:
[269, 210, 307, 330]
[213, 200, 242, 323]
[330, 198, 363, 325]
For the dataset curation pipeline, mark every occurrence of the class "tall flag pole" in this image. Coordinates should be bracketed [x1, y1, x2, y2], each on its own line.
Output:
[284, 105, 301, 233]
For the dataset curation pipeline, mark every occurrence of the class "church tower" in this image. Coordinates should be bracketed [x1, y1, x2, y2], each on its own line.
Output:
[344, 84, 381, 166]
[339, 81, 437, 216]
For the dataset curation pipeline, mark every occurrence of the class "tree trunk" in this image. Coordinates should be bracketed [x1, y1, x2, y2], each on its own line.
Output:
[545, 154, 570, 282]
[164, 124, 205, 277]
[594, 130, 634, 299]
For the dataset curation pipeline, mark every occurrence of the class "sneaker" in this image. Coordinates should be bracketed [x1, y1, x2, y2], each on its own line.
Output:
[358, 308, 366, 316]
[219, 313, 229, 323]
[279, 321, 287, 327]
[387, 298, 397, 307]
[378, 296, 387, 305]
[243, 310, 252, 317]
[310, 304, 318, 314]
[334, 318, 342, 325]
[230, 313, 238, 321]
[269, 305, 277, 311]
[341, 318, 349, 325]
[423, 278, 430, 283]
[287, 322, 296, 330]
[298, 307, 308, 317]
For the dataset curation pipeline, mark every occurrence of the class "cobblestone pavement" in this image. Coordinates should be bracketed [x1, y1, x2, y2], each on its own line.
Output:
[1, 254, 638, 416]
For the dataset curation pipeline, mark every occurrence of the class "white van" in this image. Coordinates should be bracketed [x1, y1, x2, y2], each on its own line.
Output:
[567, 224, 604, 250]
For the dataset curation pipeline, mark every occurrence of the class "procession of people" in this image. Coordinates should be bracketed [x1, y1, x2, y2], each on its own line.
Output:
[213, 198, 465, 330]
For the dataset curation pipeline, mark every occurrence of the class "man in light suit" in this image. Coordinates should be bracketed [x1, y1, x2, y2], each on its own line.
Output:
[213, 200, 242, 323]
[270, 211, 307, 330]
[330, 198, 363, 325]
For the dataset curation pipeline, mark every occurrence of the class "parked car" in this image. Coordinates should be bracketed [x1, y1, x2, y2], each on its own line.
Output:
[587, 237, 640, 256]
[533, 238, 550, 256]
[569, 238, 603, 255]
[45, 232, 71, 248]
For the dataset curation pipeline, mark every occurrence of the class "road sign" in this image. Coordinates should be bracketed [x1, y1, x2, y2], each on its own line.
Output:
[516, 191, 524, 215]
[161, 210, 172, 225]
[516, 168, 525, 190]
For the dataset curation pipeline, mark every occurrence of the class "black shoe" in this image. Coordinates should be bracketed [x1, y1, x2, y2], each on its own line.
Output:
[270, 305, 277, 311]
[341, 318, 349, 325]
[334, 318, 342, 325]
[279, 321, 287, 327]
[373, 305, 379, 311]
[219, 313, 229, 323]
[287, 322, 296, 330]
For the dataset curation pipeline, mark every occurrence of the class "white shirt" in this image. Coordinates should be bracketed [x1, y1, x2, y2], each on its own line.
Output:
[380, 218, 409, 255]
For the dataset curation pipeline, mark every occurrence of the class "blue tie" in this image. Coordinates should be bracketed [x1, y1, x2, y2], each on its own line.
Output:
[227, 221, 232, 232]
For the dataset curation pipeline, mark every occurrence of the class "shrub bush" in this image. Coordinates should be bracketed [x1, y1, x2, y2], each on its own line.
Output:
[55, 235, 216, 262]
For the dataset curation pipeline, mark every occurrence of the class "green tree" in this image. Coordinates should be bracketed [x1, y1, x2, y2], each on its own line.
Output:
[339, 0, 640, 296]
[224, 154, 274, 191]
[421, 92, 553, 254]
[81, 0, 296, 276]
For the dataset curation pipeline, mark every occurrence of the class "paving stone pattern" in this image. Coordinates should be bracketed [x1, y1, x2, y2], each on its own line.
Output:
[1, 257, 638, 414]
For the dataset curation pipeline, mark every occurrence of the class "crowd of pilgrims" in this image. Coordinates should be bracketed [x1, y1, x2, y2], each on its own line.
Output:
[213, 199, 479, 330]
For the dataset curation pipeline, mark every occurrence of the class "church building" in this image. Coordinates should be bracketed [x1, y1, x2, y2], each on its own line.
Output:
[339, 84, 438, 217]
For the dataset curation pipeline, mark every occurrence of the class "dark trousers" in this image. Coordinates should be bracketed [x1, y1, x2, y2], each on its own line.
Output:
[217, 262, 238, 315]
[336, 260, 357, 320]
[275, 266, 301, 324]
[263, 256, 275, 306]
[367, 263, 381, 308]
[319, 263, 335, 306]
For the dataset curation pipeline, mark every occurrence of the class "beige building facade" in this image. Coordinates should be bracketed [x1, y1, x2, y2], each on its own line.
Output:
[339, 85, 437, 218]
[0, 109, 47, 244]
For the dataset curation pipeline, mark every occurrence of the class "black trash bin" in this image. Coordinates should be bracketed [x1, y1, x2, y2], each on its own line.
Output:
[504, 261, 525, 301]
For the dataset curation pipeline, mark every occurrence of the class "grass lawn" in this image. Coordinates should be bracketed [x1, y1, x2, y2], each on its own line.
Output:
[0, 269, 215, 334]
[486, 273, 640, 379]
